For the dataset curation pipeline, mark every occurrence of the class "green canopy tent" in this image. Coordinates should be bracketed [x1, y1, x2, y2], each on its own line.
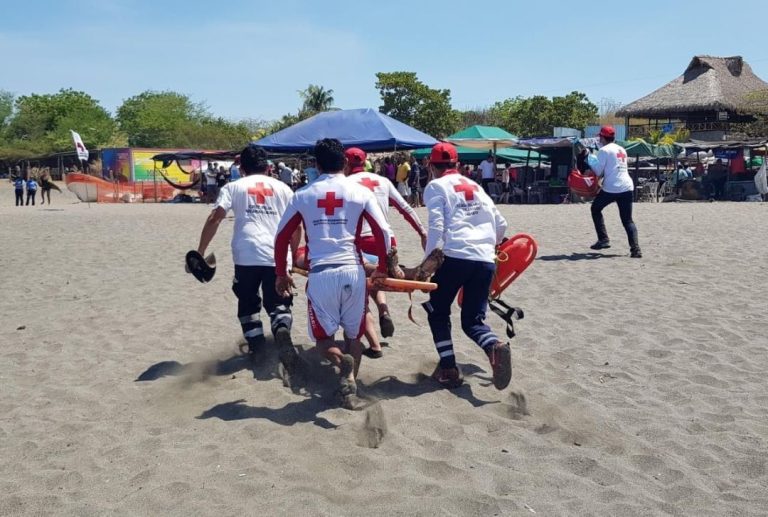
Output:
[446, 125, 519, 150]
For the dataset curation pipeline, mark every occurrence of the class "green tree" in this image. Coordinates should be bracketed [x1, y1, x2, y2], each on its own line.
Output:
[739, 88, 768, 137]
[299, 84, 335, 116]
[487, 91, 597, 137]
[177, 117, 252, 149]
[5, 88, 115, 153]
[375, 71, 458, 138]
[551, 91, 598, 130]
[116, 90, 207, 147]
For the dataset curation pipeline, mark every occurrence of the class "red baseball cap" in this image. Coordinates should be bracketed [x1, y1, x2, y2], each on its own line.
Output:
[430, 142, 458, 164]
[598, 125, 615, 138]
[344, 147, 366, 172]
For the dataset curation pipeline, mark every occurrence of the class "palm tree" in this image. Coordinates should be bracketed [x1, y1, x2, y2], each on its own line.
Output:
[299, 85, 334, 115]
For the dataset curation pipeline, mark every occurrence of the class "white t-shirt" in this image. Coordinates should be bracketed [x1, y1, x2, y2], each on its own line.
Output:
[275, 173, 393, 275]
[479, 159, 495, 180]
[346, 171, 426, 238]
[205, 168, 217, 186]
[214, 174, 294, 266]
[279, 167, 293, 186]
[592, 142, 634, 193]
[423, 171, 508, 264]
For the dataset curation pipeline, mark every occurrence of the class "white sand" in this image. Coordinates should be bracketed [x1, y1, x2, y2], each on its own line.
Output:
[1, 181, 767, 516]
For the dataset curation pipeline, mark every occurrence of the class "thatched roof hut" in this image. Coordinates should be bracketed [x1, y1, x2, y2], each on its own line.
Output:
[617, 56, 768, 118]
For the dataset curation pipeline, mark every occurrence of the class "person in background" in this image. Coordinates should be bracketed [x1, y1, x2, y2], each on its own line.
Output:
[478, 153, 496, 193]
[408, 154, 422, 207]
[14, 175, 25, 206]
[396, 155, 411, 199]
[216, 165, 228, 190]
[26, 176, 38, 205]
[39, 169, 57, 205]
[205, 162, 218, 202]
[587, 125, 642, 258]
[304, 159, 319, 185]
[229, 159, 241, 182]
[278, 162, 293, 188]
[419, 157, 430, 205]
[708, 158, 728, 200]
[382, 156, 396, 184]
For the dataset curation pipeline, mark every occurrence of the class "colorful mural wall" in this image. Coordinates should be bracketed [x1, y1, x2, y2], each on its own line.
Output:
[101, 148, 224, 183]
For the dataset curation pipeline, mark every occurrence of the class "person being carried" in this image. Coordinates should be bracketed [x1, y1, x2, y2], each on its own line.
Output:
[587, 125, 642, 258]
[344, 147, 426, 341]
[421, 142, 512, 390]
[274, 139, 395, 409]
[194, 145, 300, 378]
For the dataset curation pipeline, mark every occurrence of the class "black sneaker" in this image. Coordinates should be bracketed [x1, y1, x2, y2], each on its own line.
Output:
[590, 240, 611, 250]
[630, 247, 643, 258]
[379, 314, 395, 338]
[362, 347, 383, 359]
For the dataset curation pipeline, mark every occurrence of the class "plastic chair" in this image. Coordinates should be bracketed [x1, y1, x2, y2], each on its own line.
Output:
[639, 181, 658, 202]
[487, 182, 503, 203]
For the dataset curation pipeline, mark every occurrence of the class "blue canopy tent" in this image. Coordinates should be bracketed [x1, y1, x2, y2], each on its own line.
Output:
[253, 108, 438, 153]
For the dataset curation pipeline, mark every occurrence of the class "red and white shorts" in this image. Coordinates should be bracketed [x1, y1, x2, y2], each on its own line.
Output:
[306, 264, 367, 341]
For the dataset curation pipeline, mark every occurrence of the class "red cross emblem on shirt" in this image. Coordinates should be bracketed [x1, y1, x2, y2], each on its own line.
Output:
[317, 191, 344, 215]
[616, 150, 627, 160]
[359, 177, 379, 192]
[247, 183, 274, 204]
[453, 178, 479, 201]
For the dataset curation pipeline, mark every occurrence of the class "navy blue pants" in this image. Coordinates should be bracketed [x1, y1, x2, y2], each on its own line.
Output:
[423, 256, 499, 369]
[232, 265, 293, 349]
[15, 190, 23, 206]
[591, 190, 639, 250]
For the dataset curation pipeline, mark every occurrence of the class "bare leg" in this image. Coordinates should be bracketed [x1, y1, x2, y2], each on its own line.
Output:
[344, 335, 363, 378]
[362, 309, 383, 357]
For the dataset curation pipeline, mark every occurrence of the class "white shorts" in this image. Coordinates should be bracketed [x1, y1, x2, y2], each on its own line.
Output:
[306, 264, 367, 340]
[397, 182, 410, 197]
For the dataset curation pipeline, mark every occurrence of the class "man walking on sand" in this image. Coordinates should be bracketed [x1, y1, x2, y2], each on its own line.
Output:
[422, 142, 512, 390]
[344, 147, 427, 341]
[587, 125, 642, 258]
[274, 139, 394, 409]
[194, 145, 300, 376]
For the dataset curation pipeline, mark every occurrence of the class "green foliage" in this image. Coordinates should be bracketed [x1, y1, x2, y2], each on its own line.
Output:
[115, 90, 253, 149]
[489, 91, 598, 137]
[299, 84, 334, 116]
[4, 88, 115, 153]
[116, 90, 206, 147]
[739, 88, 768, 137]
[375, 72, 459, 138]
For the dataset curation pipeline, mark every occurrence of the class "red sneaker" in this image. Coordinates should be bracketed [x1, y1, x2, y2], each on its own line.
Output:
[486, 342, 512, 390]
[432, 366, 464, 389]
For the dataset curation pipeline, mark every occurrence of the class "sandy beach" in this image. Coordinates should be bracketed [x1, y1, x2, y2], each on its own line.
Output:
[1, 181, 767, 516]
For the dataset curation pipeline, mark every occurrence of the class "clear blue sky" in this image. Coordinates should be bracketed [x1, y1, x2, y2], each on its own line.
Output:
[2, 0, 767, 121]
